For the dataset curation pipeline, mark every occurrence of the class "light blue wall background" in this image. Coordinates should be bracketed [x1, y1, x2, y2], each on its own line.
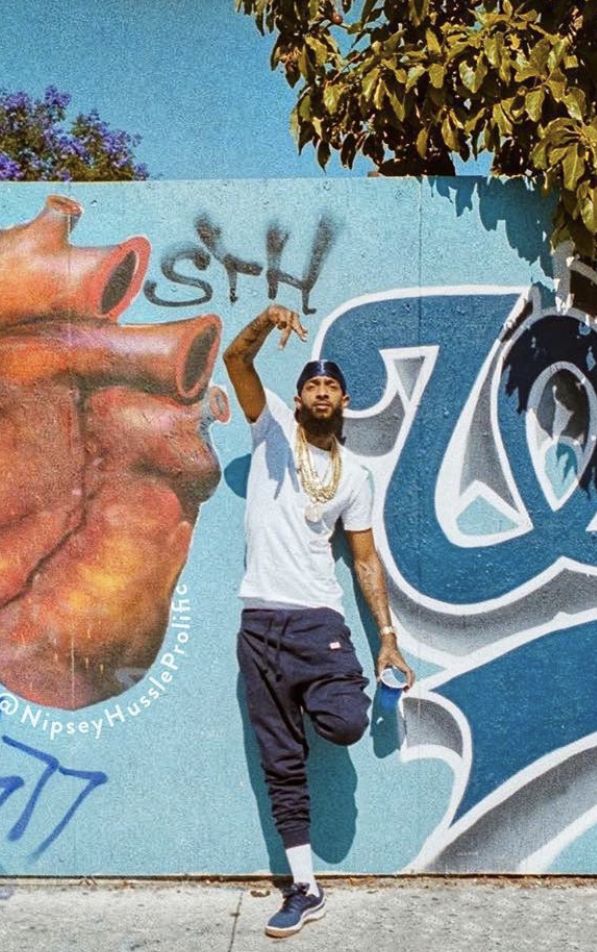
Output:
[2, 178, 593, 876]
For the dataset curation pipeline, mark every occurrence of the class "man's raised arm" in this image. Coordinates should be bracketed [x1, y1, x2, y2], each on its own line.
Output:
[223, 304, 307, 422]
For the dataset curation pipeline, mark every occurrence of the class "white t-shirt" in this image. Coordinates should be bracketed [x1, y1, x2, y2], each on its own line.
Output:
[239, 389, 372, 616]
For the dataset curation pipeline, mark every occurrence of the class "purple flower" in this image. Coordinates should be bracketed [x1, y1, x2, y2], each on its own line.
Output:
[56, 135, 90, 161]
[82, 110, 110, 137]
[43, 86, 71, 111]
[0, 89, 149, 179]
[0, 90, 32, 111]
[0, 154, 23, 180]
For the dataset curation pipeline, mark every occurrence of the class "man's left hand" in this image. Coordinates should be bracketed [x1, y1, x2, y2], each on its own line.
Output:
[376, 642, 415, 690]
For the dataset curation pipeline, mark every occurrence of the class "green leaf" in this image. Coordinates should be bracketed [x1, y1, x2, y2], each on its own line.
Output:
[362, 132, 383, 162]
[416, 127, 429, 158]
[525, 88, 545, 123]
[425, 29, 441, 55]
[298, 93, 313, 120]
[441, 115, 459, 151]
[459, 59, 476, 91]
[362, 66, 381, 99]
[543, 117, 578, 146]
[547, 38, 568, 72]
[547, 71, 566, 103]
[298, 122, 315, 152]
[498, 55, 512, 83]
[311, 114, 323, 137]
[373, 79, 386, 109]
[346, 20, 364, 34]
[387, 89, 406, 121]
[580, 186, 597, 234]
[428, 87, 446, 111]
[529, 37, 551, 72]
[473, 57, 488, 92]
[484, 34, 502, 68]
[383, 32, 404, 56]
[323, 83, 343, 114]
[306, 35, 331, 67]
[584, 125, 597, 151]
[531, 137, 549, 169]
[562, 145, 586, 191]
[317, 140, 331, 169]
[340, 133, 356, 167]
[298, 46, 312, 78]
[429, 63, 445, 89]
[464, 104, 487, 136]
[408, 0, 429, 26]
[563, 88, 587, 122]
[548, 144, 572, 165]
[483, 124, 499, 151]
[457, 54, 487, 93]
[406, 65, 426, 91]
[492, 103, 512, 136]
[515, 66, 540, 83]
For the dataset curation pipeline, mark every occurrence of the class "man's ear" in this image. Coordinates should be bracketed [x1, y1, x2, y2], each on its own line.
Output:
[342, 394, 350, 410]
[294, 394, 303, 412]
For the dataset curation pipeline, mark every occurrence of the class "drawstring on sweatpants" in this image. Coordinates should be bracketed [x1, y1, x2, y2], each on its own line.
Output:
[259, 615, 290, 681]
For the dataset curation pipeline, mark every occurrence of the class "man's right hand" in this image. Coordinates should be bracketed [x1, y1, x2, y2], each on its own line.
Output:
[224, 303, 308, 423]
[264, 304, 308, 349]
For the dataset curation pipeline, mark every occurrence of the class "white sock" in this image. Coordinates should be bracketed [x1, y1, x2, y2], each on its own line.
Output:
[285, 844, 318, 895]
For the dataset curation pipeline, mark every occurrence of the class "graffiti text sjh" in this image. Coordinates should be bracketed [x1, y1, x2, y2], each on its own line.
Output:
[144, 213, 338, 315]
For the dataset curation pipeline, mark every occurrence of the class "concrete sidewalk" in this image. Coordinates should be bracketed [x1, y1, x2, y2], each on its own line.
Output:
[0, 877, 594, 952]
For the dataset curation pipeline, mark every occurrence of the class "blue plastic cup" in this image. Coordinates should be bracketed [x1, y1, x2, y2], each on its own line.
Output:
[378, 667, 408, 712]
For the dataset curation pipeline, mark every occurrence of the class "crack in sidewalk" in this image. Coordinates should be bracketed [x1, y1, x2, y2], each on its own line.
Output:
[227, 889, 244, 952]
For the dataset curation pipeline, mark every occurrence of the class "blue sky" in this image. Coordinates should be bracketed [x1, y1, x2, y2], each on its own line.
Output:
[0, 0, 488, 178]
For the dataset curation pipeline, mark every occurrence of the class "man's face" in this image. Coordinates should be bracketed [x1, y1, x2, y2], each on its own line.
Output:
[294, 375, 349, 436]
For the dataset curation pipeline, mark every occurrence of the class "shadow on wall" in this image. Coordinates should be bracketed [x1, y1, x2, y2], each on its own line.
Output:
[431, 176, 556, 278]
[333, 534, 403, 760]
[229, 500, 404, 874]
[227, 179, 561, 873]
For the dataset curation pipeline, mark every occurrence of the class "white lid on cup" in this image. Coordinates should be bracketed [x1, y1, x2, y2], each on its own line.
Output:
[380, 667, 408, 690]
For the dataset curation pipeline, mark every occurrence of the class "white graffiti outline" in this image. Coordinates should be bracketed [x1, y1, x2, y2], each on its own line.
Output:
[520, 799, 597, 873]
[525, 360, 597, 513]
[399, 606, 597, 871]
[315, 284, 597, 665]
[315, 275, 597, 872]
[435, 291, 533, 548]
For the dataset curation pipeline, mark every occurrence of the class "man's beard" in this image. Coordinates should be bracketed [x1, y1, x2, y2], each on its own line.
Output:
[296, 404, 344, 440]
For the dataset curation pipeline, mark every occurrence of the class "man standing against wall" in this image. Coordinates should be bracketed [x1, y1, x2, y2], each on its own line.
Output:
[224, 304, 414, 938]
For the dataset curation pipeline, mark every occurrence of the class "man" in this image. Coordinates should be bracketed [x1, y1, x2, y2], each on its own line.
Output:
[224, 303, 414, 938]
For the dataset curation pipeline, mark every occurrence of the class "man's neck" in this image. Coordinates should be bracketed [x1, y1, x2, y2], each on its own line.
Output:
[303, 429, 335, 451]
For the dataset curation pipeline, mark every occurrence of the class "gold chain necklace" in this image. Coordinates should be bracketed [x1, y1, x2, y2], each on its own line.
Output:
[295, 425, 342, 523]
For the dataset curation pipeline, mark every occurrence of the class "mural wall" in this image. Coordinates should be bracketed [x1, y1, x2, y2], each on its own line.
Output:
[0, 178, 594, 875]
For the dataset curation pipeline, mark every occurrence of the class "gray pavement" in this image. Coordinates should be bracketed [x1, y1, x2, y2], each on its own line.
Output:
[0, 877, 595, 951]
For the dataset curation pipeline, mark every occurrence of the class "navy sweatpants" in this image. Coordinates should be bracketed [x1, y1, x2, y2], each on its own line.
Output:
[237, 607, 370, 849]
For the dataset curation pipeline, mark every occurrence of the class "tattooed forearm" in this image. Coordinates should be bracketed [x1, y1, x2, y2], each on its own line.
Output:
[223, 310, 274, 366]
[353, 552, 393, 634]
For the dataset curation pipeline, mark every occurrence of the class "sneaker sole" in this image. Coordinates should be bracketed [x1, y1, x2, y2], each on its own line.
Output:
[265, 898, 326, 938]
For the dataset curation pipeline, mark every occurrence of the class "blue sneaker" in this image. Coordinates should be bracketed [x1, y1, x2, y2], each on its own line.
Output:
[265, 882, 326, 938]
